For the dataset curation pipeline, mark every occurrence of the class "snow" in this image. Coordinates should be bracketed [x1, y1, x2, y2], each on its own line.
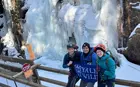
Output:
[23, 0, 140, 87]
[0, 59, 22, 68]
[117, 47, 127, 51]
[130, 2, 140, 10]
[0, 77, 30, 87]
[134, 6, 140, 10]
[116, 54, 140, 82]
[0, 13, 19, 58]
[24, 0, 119, 59]
[24, 0, 67, 59]
[1, 31, 14, 47]
[58, 0, 120, 55]
[35, 58, 86, 86]
[0, 0, 139, 87]
[80, 0, 92, 5]
[58, 3, 100, 50]
[129, 24, 140, 38]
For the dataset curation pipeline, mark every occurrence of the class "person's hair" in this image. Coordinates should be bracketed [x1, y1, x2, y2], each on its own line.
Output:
[82, 42, 90, 49]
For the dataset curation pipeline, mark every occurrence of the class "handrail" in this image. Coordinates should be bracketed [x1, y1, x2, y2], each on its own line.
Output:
[37, 65, 69, 75]
[0, 56, 140, 87]
[37, 65, 140, 87]
[0, 72, 46, 87]
[0, 55, 33, 64]
[39, 76, 79, 87]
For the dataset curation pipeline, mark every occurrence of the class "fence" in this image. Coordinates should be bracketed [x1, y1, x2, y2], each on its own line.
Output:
[0, 55, 140, 87]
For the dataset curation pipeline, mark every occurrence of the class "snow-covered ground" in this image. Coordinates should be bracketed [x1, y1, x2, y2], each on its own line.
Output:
[0, 59, 22, 68]
[1, 53, 140, 87]
[0, 77, 30, 87]
[0, 0, 140, 87]
[34, 53, 140, 87]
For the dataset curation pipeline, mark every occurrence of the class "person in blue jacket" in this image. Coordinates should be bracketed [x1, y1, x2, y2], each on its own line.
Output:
[80, 42, 97, 87]
[63, 43, 81, 87]
[94, 44, 116, 87]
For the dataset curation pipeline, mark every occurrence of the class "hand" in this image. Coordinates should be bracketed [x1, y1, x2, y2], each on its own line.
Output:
[97, 66, 105, 74]
[96, 66, 100, 72]
[98, 67, 105, 78]
[67, 61, 73, 66]
[100, 68, 105, 74]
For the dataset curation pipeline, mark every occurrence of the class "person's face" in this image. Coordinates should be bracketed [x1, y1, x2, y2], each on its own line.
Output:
[96, 50, 104, 57]
[82, 46, 90, 54]
[67, 48, 75, 55]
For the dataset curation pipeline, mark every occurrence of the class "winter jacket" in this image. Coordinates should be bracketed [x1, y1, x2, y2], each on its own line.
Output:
[98, 53, 116, 80]
[63, 51, 81, 74]
[80, 48, 97, 66]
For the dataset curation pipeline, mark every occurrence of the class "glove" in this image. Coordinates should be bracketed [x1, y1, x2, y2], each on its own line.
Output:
[100, 68, 105, 74]
[98, 67, 106, 82]
[97, 66, 105, 74]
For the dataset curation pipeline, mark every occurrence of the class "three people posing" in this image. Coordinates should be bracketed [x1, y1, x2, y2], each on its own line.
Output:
[63, 42, 116, 87]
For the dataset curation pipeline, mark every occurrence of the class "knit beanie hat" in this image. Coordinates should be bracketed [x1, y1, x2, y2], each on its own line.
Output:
[82, 42, 90, 49]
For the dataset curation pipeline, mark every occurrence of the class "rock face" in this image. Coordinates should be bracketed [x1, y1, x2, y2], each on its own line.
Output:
[130, 6, 140, 34]
[127, 28, 140, 64]
[126, 1, 140, 65]
[120, 0, 140, 47]
[118, 0, 140, 65]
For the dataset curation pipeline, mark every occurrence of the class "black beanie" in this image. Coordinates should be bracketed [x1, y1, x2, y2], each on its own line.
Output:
[82, 42, 90, 49]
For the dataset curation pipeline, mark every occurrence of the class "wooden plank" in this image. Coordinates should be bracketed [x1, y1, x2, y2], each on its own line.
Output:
[0, 55, 33, 64]
[37, 66, 69, 75]
[0, 82, 10, 87]
[0, 63, 40, 82]
[39, 76, 79, 87]
[0, 72, 46, 87]
[0, 63, 21, 72]
[32, 62, 41, 84]
[0, 56, 41, 84]
[1, 56, 140, 86]
[12, 64, 40, 78]
[116, 79, 140, 86]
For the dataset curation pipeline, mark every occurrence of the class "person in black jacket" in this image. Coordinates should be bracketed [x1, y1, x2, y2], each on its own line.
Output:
[63, 43, 81, 87]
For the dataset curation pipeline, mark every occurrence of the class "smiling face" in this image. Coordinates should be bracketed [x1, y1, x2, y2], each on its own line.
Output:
[82, 46, 90, 54]
[96, 49, 104, 57]
[67, 48, 75, 55]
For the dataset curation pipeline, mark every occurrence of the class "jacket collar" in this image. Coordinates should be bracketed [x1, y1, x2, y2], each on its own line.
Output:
[99, 53, 109, 61]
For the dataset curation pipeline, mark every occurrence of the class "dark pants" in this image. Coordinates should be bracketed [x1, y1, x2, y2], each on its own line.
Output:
[66, 71, 79, 87]
[98, 79, 115, 87]
[80, 80, 95, 87]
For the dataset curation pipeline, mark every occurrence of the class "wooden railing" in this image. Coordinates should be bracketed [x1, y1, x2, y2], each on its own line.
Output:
[37, 65, 140, 87]
[0, 55, 140, 87]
